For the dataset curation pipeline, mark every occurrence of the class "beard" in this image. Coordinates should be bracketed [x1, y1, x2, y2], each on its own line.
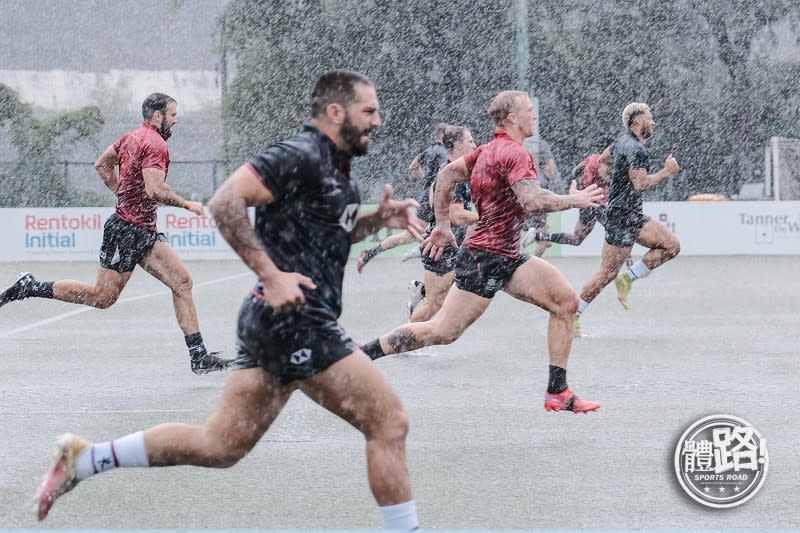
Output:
[340, 115, 373, 156]
[641, 125, 653, 140]
[158, 117, 173, 140]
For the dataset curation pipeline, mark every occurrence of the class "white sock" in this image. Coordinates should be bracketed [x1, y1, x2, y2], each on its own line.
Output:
[576, 298, 589, 316]
[379, 500, 419, 530]
[75, 431, 149, 480]
[628, 260, 651, 281]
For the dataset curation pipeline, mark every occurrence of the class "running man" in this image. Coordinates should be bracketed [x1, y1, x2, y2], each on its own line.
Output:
[575, 102, 680, 324]
[0, 92, 229, 374]
[361, 90, 605, 413]
[357, 123, 448, 272]
[535, 136, 615, 247]
[33, 70, 422, 531]
[407, 125, 478, 320]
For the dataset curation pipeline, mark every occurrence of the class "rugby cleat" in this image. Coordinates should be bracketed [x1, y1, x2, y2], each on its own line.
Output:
[34, 433, 92, 521]
[614, 271, 633, 310]
[190, 351, 233, 375]
[407, 279, 425, 317]
[0, 272, 34, 308]
[544, 388, 600, 413]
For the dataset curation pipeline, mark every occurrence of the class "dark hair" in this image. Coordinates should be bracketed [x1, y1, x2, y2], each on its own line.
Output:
[310, 70, 373, 118]
[596, 134, 616, 152]
[442, 125, 467, 151]
[142, 92, 176, 120]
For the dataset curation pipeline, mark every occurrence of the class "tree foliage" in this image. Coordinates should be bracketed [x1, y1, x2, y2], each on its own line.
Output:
[0, 84, 104, 206]
[220, 0, 800, 200]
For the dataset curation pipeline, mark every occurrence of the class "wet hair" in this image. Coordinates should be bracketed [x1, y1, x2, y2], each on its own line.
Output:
[488, 90, 528, 127]
[142, 92, 176, 120]
[622, 102, 650, 129]
[310, 69, 373, 118]
[442, 125, 468, 151]
[596, 134, 616, 152]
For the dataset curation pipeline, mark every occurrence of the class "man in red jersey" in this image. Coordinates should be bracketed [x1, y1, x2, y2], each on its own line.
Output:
[535, 136, 616, 248]
[361, 90, 605, 413]
[0, 93, 230, 374]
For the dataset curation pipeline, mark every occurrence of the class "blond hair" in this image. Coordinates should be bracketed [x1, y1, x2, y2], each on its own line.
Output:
[488, 90, 529, 127]
[622, 102, 650, 129]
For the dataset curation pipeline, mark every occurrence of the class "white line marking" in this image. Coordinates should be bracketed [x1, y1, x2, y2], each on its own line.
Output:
[0, 272, 251, 339]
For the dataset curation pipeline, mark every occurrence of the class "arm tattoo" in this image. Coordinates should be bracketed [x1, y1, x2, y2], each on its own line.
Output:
[212, 194, 264, 253]
[387, 327, 420, 354]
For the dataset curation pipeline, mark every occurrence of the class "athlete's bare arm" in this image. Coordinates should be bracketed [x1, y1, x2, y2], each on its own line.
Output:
[421, 158, 470, 260]
[511, 179, 603, 213]
[208, 164, 316, 311]
[94, 145, 119, 193]
[448, 202, 478, 225]
[628, 154, 679, 191]
[142, 168, 204, 215]
[433, 158, 470, 233]
[350, 184, 424, 243]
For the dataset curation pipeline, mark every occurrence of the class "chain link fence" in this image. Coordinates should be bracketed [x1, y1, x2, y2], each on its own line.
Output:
[0, 160, 232, 207]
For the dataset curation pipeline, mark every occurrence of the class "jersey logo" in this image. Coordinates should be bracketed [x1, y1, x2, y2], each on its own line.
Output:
[339, 203, 359, 232]
[290, 348, 312, 365]
[110, 247, 121, 265]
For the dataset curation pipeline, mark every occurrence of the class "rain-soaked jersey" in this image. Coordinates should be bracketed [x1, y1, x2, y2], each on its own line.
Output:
[461, 129, 538, 259]
[608, 130, 649, 213]
[246, 121, 360, 317]
[113, 122, 170, 231]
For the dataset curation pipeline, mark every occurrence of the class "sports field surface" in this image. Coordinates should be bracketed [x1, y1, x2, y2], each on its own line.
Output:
[0, 255, 797, 530]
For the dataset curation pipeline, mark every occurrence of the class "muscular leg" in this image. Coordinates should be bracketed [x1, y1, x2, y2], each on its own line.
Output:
[379, 286, 491, 354]
[409, 270, 454, 322]
[145, 367, 295, 467]
[52, 267, 132, 309]
[503, 257, 578, 369]
[635, 219, 681, 269]
[139, 240, 200, 335]
[299, 352, 412, 506]
[578, 242, 631, 303]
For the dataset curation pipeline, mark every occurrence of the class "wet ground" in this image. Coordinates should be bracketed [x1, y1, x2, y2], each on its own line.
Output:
[0, 255, 797, 530]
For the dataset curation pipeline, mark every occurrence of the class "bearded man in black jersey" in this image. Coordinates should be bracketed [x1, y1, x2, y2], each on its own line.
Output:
[34, 70, 423, 531]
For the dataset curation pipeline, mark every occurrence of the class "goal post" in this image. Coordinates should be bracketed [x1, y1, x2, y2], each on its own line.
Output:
[769, 136, 800, 201]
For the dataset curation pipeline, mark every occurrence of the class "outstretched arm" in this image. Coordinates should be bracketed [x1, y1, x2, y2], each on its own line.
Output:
[511, 179, 604, 213]
[350, 184, 424, 243]
[142, 168, 205, 216]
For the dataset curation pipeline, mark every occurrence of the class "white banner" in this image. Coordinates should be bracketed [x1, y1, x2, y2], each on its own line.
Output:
[1, 202, 798, 262]
[0, 207, 239, 262]
[548, 201, 800, 256]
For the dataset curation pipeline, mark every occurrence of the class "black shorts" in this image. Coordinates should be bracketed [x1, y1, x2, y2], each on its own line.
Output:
[99, 214, 165, 273]
[579, 206, 607, 227]
[232, 293, 359, 384]
[604, 207, 650, 247]
[420, 245, 457, 275]
[454, 246, 530, 298]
